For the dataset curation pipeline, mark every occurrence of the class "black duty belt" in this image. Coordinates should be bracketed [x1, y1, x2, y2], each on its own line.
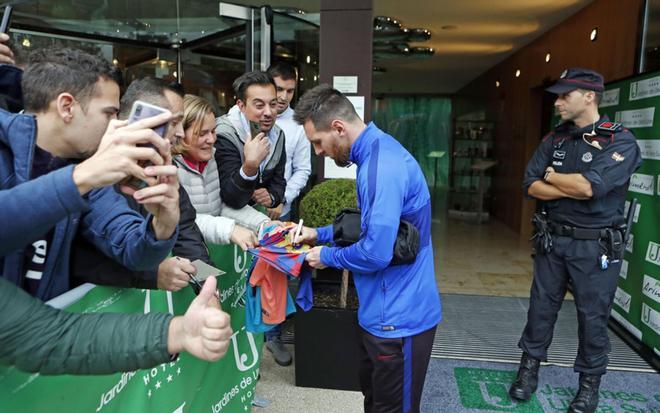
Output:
[548, 222, 609, 240]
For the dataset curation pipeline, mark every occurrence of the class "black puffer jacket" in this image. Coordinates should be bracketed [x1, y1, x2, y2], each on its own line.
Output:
[70, 186, 210, 289]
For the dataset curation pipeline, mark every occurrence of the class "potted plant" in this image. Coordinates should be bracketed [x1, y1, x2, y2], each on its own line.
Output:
[294, 178, 361, 391]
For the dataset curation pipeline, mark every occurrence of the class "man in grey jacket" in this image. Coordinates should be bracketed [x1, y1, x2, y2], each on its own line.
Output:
[215, 71, 287, 210]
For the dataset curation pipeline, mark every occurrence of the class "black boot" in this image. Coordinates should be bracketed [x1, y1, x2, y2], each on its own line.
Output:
[567, 374, 601, 413]
[509, 353, 540, 401]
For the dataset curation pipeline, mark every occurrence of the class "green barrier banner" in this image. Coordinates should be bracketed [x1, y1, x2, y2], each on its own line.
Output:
[598, 72, 660, 356]
[0, 244, 262, 413]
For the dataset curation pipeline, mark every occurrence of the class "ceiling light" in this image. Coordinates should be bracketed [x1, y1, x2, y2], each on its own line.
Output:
[590, 28, 598, 41]
[495, 80, 500, 88]
[545, 53, 551, 63]
[300, 77, 304, 81]
[306, 55, 311, 64]
[173, 71, 177, 78]
[22, 38, 31, 48]
[515, 69, 521, 78]
[112, 58, 119, 65]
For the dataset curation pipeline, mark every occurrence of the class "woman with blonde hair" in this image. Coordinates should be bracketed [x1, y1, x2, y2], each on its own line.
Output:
[174, 94, 271, 250]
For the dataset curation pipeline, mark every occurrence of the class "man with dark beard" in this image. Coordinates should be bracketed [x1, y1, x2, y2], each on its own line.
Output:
[292, 85, 442, 413]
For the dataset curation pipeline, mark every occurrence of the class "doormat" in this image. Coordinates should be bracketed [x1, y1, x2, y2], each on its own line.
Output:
[421, 358, 660, 412]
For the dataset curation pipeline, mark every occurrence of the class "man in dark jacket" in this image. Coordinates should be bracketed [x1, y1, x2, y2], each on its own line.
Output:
[0, 47, 180, 300]
[71, 77, 212, 291]
[214, 71, 286, 210]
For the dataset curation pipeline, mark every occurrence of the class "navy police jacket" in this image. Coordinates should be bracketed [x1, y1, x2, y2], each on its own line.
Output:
[523, 116, 642, 228]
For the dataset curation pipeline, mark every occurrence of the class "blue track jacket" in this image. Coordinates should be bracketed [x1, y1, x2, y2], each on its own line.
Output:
[317, 122, 442, 338]
[0, 108, 177, 300]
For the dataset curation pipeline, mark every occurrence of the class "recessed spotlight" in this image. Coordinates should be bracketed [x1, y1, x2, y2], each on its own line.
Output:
[300, 77, 304, 81]
[545, 53, 551, 63]
[306, 55, 311, 64]
[590, 28, 598, 41]
[112, 58, 119, 65]
[495, 80, 500, 88]
[515, 69, 521, 78]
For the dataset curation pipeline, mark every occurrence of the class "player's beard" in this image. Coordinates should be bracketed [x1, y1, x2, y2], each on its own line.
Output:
[333, 143, 351, 167]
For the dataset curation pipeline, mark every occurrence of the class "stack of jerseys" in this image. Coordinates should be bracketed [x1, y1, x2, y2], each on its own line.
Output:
[245, 223, 313, 333]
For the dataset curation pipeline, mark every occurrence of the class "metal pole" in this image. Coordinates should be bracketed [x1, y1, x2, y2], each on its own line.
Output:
[259, 6, 272, 71]
[176, 48, 182, 82]
[638, 0, 649, 73]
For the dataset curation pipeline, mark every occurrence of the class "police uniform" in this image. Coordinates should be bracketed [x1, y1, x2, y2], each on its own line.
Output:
[520, 115, 641, 374]
[509, 68, 643, 413]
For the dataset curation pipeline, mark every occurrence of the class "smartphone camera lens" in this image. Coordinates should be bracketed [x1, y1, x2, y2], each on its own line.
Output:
[135, 105, 142, 115]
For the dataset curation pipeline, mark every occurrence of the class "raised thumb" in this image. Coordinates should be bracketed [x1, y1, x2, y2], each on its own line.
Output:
[194, 276, 217, 306]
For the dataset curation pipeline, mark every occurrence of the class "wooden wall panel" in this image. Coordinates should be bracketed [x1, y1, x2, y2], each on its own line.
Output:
[455, 0, 643, 235]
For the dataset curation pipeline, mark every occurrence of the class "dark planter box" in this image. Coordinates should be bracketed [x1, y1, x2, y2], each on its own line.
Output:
[294, 281, 361, 391]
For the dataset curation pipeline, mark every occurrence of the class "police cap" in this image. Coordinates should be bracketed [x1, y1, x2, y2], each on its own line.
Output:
[545, 68, 605, 95]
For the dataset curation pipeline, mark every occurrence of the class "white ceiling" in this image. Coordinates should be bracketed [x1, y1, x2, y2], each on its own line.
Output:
[232, 0, 595, 93]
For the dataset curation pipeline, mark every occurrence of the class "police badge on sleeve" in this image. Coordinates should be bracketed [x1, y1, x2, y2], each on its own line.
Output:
[612, 152, 625, 162]
[582, 152, 593, 163]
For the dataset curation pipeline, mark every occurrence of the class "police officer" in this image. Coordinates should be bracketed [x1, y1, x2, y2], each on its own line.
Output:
[509, 68, 642, 413]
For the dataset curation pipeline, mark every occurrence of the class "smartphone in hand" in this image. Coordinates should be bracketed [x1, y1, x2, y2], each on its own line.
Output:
[123, 100, 169, 190]
[249, 120, 262, 138]
[0, 5, 13, 34]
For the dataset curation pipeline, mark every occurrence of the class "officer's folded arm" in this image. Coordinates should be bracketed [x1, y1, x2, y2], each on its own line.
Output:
[543, 171, 593, 200]
[528, 180, 570, 201]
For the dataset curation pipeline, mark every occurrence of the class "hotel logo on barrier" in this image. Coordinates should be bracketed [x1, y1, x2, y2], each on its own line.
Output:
[629, 173, 655, 195]
[642, 303, 660, 336]
[619, 260, 628, 279]
[642, 275, 660, 305]
[646, 241, 660, 267]
[614, 287, 632, 313]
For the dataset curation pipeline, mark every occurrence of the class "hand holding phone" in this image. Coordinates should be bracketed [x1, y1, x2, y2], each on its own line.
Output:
[243, 119, 270, 173]
[249, 120, 262, 139]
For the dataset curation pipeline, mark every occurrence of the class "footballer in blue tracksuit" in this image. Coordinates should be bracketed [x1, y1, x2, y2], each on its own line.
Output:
[293, 85, 442, 413]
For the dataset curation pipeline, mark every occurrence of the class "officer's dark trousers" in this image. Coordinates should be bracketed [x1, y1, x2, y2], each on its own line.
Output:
[519, 235, 621, 375]
[358, 325, 437, 413]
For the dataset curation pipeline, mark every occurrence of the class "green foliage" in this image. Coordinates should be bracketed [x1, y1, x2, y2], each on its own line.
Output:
[299, 179, 357, 228]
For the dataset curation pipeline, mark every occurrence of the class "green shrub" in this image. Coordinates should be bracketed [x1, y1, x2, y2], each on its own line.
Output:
[299, 179, 357, 228]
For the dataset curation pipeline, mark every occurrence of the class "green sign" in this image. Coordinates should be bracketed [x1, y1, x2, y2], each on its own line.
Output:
[548, 72, 660, 356]
[454, 367, 543, 412]
[598, 72, 660, 356]
[0, 244, 262, 413]
[454, 367, 660, 412]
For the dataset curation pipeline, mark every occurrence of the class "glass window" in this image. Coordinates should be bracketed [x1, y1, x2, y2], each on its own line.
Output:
[641, 0, 660, 72]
